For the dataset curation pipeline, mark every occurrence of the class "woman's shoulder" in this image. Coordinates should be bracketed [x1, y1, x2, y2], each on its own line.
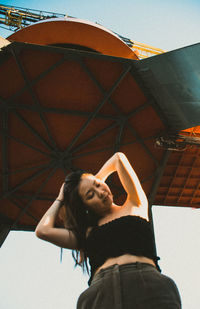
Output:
[86, 204, 149, 238]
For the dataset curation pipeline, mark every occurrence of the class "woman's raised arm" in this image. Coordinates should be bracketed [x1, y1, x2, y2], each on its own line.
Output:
[35, 183, 78, 249]
[96, 152, 148, 208]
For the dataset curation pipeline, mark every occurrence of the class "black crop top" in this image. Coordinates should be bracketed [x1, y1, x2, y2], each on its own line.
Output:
[85, 215, 161, 285]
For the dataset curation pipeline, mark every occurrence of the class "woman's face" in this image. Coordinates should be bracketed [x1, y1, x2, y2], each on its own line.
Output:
[78, 174, 113, 216]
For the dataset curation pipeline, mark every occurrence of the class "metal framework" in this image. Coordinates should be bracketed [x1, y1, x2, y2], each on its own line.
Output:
[0, 4, 65, 30]
[0, 41, 169, 246]
[155, 148, 200, 208]
[117, 34, 165, 59]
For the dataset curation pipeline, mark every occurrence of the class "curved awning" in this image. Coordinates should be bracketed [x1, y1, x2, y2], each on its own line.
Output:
[0, 41, 167, 233]
[1, 19, 200, 239]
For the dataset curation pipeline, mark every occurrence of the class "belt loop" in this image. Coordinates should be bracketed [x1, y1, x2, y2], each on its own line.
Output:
[112, 264, 122, 309]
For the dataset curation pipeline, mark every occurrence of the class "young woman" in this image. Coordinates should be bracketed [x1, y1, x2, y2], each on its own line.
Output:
[35, 152, 182, 308]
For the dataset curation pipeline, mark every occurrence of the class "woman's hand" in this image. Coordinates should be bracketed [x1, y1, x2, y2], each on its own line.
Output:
[35, 181, 78, 249]
[57, 183, 65, 201]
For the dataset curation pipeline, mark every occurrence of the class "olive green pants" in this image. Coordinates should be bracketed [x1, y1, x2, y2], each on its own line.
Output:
[77, 262, 181, 309]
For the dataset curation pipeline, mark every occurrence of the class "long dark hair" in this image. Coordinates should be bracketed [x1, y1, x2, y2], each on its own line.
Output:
[62, 170, 99, 272]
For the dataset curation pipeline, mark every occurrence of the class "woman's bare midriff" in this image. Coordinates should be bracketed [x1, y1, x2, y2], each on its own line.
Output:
[95, 254, 156, 275]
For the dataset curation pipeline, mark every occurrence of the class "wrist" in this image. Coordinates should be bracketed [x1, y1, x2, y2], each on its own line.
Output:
[55, 199, 64, 205]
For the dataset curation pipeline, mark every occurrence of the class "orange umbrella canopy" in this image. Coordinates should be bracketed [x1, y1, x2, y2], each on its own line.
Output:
[8, 18, 139, 60]
[0, 41, 166, 229]
[1, 19, 200, 240]
[0, 20, 166, 234]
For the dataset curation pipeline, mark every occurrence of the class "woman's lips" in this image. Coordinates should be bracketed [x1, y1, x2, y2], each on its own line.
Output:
[103, 193, 109, 203]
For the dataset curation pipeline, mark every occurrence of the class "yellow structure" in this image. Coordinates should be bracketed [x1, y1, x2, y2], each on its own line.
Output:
[0, 4, 165, 59]
[130, 40, 165, 59]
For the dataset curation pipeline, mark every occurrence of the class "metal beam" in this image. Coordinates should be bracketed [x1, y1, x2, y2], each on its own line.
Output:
[10, 47, 58, 150]
[10, 165, 58, 229]
[7, 56, 66, 103]
[114, 122, 125, 152]
[0, 161, 54, 200]
[127, 101, 151, 119]
[1, 128, 51, 157]
[148, 150, 170, 214]
[79, 58, 159, 165]
[176, 152, 199, 205]
[0, 224, 11, 247]
[141, 170, 157, 184]
[146, 150, 170, 266]
[13, 110, 53, 151]
[2, 161, 51, 175]
[71, 122, 118, 154]
[189, 180, 200, 204]
[3, 102, 118, 120]
[126, 122, 159, 167]
[9, 198, 39, 222]
[11, 193, 54, 201]
[65, 64, 132, 153]
[162, 152, 185, 205]
[122, 132, 161, 147]
[1, 110, 8, 193]
[73, 145, 114, 160]
[10, 41, 133, 65]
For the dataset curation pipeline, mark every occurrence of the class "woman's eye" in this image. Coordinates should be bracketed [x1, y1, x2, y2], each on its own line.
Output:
[96, 183, 100, 187]
[88, 192, 94, 199]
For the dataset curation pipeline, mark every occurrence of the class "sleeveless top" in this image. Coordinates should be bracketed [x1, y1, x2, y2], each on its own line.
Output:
[85, 215, 161, 285]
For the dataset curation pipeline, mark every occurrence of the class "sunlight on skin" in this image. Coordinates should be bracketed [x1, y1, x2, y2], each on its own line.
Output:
[79, 171, 149, 221]
[44, 217, 50, 225]
[79, 174, 114, 217]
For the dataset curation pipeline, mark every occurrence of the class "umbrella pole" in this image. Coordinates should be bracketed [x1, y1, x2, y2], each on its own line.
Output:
[0, 223, 11, 247]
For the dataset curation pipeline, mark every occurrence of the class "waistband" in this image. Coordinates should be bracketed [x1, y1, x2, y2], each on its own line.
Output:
[91, 262, 158, 284]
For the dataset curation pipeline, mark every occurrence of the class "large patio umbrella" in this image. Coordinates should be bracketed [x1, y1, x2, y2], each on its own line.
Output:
[1, 18, 200, 247]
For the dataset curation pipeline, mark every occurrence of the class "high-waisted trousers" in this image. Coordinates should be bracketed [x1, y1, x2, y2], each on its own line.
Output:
[77, 262, 182, 309]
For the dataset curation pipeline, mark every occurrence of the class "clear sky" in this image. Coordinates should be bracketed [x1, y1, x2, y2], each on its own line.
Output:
[1, 0, 200, 50]
[0, 1, 200, 308]
[1, 207, 200, 309]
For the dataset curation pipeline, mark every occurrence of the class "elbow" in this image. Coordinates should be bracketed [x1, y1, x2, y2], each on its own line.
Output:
[35, 227, 47, 240]
[115, 152, 127, 168]
[115, 152, 123, 157]
[116, 152, 126, 161]
[35, 227, 42, 239]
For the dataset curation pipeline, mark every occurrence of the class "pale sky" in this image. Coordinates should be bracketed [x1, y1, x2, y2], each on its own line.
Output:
[1, 0, 200, 51]
[1, 207, 200, 308]
[0, 0, 200, 308]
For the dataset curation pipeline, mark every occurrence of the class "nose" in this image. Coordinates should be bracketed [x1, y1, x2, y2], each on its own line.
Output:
[97, 188, 105, 199]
